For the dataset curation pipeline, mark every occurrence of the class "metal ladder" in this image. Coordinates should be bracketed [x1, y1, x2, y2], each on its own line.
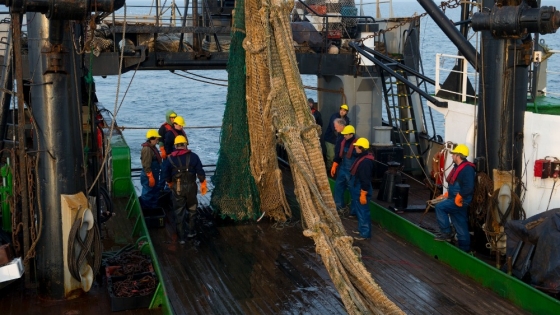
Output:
[0, 14, 13, 151]
[378, 55, 423, 167]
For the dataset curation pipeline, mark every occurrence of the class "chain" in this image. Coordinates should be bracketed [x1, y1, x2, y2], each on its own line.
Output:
[356, 0, 463, 44]
[25, 154, 36, 260]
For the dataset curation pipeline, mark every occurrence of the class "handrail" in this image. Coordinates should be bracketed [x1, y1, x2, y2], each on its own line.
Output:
[350, 41, 448, 108]
[435, 53, 477, 103]
[297, 0, 375, 23]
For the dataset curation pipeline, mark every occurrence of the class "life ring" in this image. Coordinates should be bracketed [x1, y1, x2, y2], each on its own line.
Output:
[431, 149, 446, 185]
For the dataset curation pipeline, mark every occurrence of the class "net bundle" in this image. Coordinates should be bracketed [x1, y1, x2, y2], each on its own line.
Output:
[245, 0, 403, 313]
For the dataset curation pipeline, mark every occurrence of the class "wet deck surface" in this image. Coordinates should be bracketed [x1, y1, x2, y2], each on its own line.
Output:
[0, 206, 162, 315]
[0, 169, 529, 314]
[147, 167, 528, 315]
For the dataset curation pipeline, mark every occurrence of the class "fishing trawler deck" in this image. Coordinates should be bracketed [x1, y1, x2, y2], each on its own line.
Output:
[139, 166, 528, 314]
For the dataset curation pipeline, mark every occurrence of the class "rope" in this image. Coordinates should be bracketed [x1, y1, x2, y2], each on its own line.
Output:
[67, 206, 102, 281]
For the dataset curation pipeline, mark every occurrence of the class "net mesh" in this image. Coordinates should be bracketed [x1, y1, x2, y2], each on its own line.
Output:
[210, 0, 262, 220]
[212, 0, 404, 312]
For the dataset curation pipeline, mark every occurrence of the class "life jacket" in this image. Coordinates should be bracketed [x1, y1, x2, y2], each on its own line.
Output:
[161, 122, 173, 132]
[169, 128, 186, 138]
[168, 150, 195, 183]
[338, 137, 357, 159]
[141, 142, 162, 164]
[350, 153, 374, 176]
[446, 161, 475, 185]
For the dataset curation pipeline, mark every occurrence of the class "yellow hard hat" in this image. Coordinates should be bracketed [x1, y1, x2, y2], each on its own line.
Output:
[341, 125, 355, 135]
[174, 135, 188, 145]
[174, 116, 186, 127]
[451, 144, 469, 156]
[353, 137, 370, 149]
[340, 104, 349, 111]
[146, 129, 159, 139]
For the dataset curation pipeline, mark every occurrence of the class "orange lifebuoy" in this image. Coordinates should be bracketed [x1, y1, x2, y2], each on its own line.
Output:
[431, 149, 446, 185]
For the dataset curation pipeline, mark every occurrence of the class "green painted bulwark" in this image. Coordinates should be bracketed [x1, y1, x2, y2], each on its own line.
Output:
[368, 201, 560, 314]
[527, 95, 560, 115]
[110, 134, 132, 197]
[109, 133, 172, 314]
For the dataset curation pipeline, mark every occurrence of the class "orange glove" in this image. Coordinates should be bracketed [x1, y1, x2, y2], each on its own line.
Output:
[167, 182, 173, 189]
[360, 190, 368, 205]
[147, 172, 155, 187]
[160, 147, 167, 159]
[200, 180, 208, 196]
[455, 193, 463, 207]
[438, 192, 448, 200]
[330, 162, 339, 177]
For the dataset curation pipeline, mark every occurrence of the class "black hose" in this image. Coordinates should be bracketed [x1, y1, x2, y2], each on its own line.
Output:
[98, 185, 114, 224]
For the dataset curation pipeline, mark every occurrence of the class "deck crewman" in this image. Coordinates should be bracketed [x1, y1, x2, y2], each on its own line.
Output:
[308, 98, 323, 128]
[163, 135, 207, 244]
[331, 125, 358, 215]
[349, 137, 374, 241]
[163, 115, 188, 156]
[434, 144, 475, 252]
[158, 109, 177, 159]
[139, 130, 162, 209]
[324, 104, 350, 173]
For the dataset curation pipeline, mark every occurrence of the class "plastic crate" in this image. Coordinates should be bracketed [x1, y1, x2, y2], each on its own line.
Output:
[142, 207, 165, 228]
[108, 272, 157, 312]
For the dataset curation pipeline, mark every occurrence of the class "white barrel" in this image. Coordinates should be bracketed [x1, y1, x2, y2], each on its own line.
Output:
[373, 126, 392, 145]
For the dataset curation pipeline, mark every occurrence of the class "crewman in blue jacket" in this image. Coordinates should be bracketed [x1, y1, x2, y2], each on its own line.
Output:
[349, 138, 374, 240]
[331, 125, 358, 214]
[139, 130, 162, 209]
[434, 144, 475, 252]
[162, 135, 207, 244]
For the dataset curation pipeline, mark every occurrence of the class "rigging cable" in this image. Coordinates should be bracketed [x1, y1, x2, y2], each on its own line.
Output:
[88, 3, 129, 195]
[171, 71, 228, 87]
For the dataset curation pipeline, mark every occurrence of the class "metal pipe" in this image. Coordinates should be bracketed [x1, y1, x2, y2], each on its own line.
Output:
[416, 0, 480, 71]
[28, 13, 86, 299]
[178, 0, 190, 52]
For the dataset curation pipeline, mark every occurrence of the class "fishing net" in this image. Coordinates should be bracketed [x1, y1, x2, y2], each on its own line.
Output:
[245, 0, 403, 313]
[210, 0, 262, 220]
[244, 0, 291, 221]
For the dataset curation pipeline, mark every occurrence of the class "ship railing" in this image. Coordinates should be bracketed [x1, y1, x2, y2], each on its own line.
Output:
[545, 50, 560, 97]
[293, 0, 375, 54]
[435, 53, 478, 103]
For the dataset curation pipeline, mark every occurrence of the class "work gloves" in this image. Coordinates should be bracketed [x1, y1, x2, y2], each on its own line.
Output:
[147, 172, 155, 187]
[330, 162, 338, 177]
[360, 190, 368, 205]
[160, 147, 167, 159]
[200, 180, 208, 196]
[455, 193, 463, 207]
[167, 182, 173, 189]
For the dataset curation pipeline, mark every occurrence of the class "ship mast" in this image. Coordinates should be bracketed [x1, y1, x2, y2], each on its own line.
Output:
[471, 0, 560, 185]
[0, 0, 124, 299]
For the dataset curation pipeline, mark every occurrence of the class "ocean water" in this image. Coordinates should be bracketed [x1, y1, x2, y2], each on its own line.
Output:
[94, 0, 560, 174]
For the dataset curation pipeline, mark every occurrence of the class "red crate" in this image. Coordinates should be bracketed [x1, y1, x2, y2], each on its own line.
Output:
[534, 159, 551, 178]
[308, 5, 326, 15]
[327, 30, 342, 39]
